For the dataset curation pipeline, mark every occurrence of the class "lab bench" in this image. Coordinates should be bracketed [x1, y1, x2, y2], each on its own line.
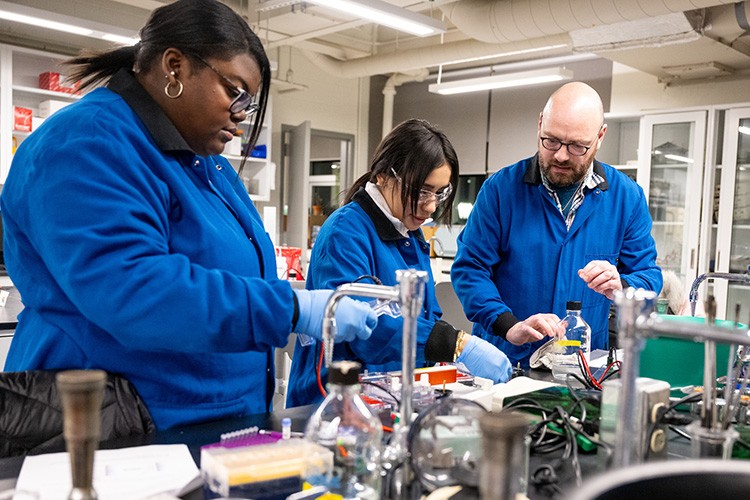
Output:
[0, 376, 701, 500]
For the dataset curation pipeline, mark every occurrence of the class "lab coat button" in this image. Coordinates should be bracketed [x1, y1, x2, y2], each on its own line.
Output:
[216, 164, 222, 171]
[193, 160, 200, 166]
[404, 241, 410, 247]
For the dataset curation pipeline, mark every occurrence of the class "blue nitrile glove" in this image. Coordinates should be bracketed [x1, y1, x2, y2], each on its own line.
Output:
[457, 335, 513, 383]
[293, 289, 377, 343]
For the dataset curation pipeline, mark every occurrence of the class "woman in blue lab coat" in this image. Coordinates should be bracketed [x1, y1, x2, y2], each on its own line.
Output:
[0, 0, 375, 430]
[287, 119, 512, 407]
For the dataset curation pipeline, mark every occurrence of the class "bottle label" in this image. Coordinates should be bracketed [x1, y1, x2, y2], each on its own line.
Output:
[556, 339, 582, 348]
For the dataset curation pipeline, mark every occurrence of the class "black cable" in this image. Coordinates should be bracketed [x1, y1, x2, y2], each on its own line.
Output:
[670, 425, 692, 440]
[667, 392, 702, 412]
[599, 368, 620, 383]
[352, 274, 382, 285]
[530, 464, 563, 495]
[360, 380, 400, 407]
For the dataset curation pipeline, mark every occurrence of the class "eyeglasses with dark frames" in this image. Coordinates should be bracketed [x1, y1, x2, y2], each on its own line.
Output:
[191, 54, 259, 115]
[390, 168, 453, 205]
[540, 127, 602, 157]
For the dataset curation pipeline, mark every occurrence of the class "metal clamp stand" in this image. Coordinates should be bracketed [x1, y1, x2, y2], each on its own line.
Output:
[614, 289, 750, 468]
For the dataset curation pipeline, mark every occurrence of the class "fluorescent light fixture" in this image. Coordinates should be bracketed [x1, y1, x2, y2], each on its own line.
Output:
[0, 9, 94, 36]
[429, 67, 573, 95]
[0, 1, 138, 46]
[664, 154, 694, 163]
[307, 0, 445, 37]
[101, 34, 139, 46]
[738, 126, 750, 136]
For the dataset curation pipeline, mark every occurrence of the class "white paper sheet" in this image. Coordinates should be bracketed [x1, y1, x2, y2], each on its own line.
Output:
[15, 444, 202, 500]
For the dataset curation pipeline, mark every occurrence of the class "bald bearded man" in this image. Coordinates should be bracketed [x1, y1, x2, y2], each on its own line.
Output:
[451, 82, 663, 369]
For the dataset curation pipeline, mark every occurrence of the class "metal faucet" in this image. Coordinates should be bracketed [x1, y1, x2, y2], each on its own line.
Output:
[614, 288, 750, 468]
[427, 236, 444, 257]
[321, 270, 428, 425]
[321, 270, 428, 499]
[689, 266, 750, 316]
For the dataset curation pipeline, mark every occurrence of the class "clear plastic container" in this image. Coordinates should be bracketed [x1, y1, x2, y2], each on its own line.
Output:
[305, 361, 383, 499]
[551, 301, 591, 384]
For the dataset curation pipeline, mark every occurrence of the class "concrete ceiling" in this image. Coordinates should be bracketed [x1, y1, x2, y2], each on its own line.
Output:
[2, 0, 750, 85]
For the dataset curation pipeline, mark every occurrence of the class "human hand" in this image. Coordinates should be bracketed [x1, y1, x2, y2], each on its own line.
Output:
[456, 335, 512, 383]
[578, 260, 622, 300]
[293, 289, 378, 343]
[505, 314, 563, 346]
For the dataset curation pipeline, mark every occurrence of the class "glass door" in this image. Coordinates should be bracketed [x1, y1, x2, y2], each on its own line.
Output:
[714, 107, 750, 319]
[308, 161, 341, 249]
[638, 111, 707, 290]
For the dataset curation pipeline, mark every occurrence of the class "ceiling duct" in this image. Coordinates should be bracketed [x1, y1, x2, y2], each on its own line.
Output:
[569, 13, 700, 53]
[439, 0, 738, 45]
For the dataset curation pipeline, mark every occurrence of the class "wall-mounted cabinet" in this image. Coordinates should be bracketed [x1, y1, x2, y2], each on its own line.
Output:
[638, 111, 707, 290]
[0, 43, 274, 202]
[713, 107, 750, 316]
[0, 44, 81, 184]
[221, 100, 274, 202]
[598, 115, 640, 180]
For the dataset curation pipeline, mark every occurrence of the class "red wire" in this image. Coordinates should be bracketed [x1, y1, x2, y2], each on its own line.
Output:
[317, 342, 327, 399]
[597, 361, 622, 383]
[577, 350, 602, 390]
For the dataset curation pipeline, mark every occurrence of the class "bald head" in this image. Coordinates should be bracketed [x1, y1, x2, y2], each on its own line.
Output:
[541, 82, 604, 136]
[536, 82, 607, 187]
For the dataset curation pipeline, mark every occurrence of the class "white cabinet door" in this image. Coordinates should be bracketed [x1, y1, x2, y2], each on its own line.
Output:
[638, 111, 707, 292]
[714, 107, 750, 319]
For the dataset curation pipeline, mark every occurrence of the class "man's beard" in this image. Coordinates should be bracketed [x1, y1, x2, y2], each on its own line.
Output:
[539, 157, 590, 188]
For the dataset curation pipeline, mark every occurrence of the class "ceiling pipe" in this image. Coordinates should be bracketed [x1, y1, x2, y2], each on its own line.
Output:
[703, 1, 750, 44]
[382, 69, 429, 138]
[439, 0, 738, 45]
[302, 33, 572, 78]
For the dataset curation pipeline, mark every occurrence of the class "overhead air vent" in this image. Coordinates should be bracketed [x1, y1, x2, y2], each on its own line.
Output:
[661, 61, 735, 80]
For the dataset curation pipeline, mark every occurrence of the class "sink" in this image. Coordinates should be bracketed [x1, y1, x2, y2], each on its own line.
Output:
[571, 459, 750, 499]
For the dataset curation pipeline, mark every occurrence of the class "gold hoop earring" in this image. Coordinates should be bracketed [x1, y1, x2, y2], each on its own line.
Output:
[164, 71, 183, 99]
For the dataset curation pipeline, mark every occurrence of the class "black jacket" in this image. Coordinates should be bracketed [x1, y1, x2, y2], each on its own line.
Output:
[0, 370, 155, 458]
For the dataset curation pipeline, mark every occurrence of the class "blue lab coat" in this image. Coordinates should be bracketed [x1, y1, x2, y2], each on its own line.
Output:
[451, 155, 662, 368]
[1, 70, 295, 429]
[286, 189, 440, 407]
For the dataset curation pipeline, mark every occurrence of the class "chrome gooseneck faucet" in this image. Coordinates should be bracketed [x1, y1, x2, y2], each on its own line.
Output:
[689, 266, 750, 316]
[321, 269, 428, 424]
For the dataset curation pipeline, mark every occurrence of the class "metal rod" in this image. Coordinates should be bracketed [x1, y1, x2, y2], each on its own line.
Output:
[394, 269, 427, 431]
[703, 296, 718, 430]
[613, 288, 654, 468]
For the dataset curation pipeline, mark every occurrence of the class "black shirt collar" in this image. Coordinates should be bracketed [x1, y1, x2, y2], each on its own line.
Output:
[352, 188, 426, 243]
[107, 68, 193, 154]
[522, 153, 610, 191]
